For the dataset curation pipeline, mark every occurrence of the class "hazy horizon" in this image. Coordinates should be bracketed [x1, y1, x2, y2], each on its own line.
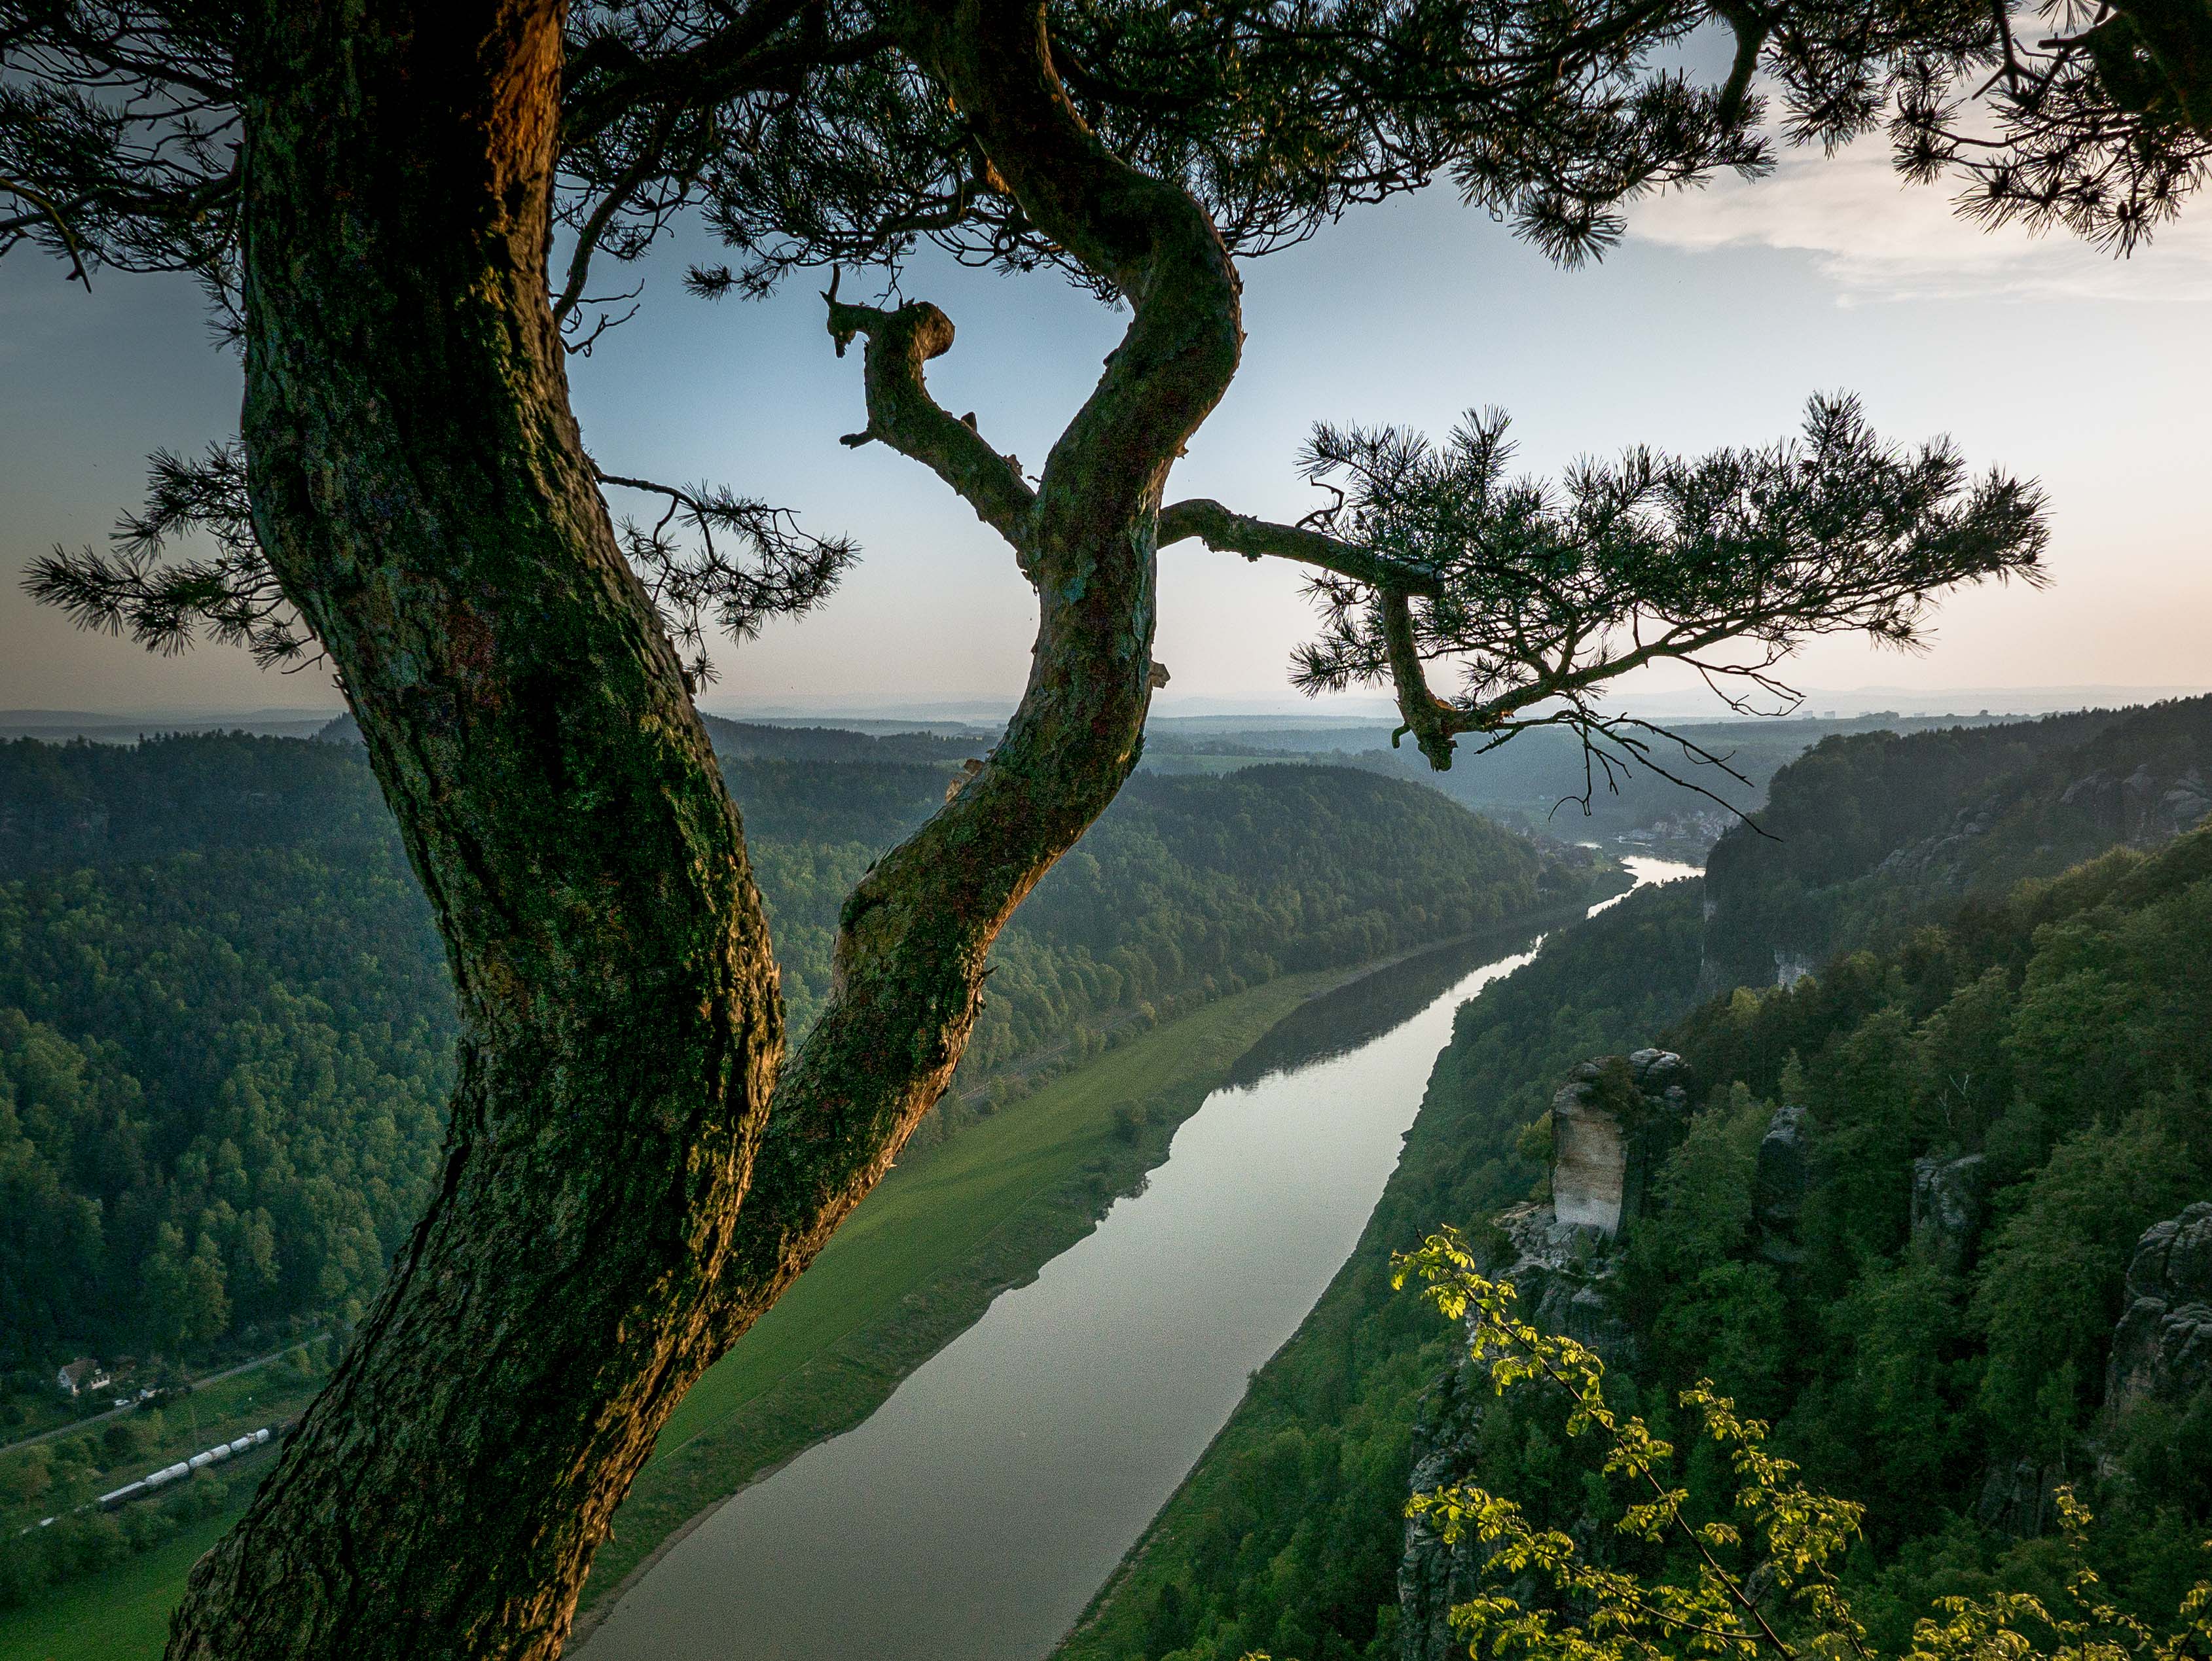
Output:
[7, 134, 2211, 721]
[6, 680, 2208, 740]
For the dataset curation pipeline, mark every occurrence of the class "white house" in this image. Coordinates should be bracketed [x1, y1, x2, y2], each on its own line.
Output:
[56, 1356, 111, 1396]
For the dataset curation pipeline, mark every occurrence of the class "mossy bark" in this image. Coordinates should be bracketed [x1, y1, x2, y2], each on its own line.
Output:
[169, 5, 784, 1656]
[166, 1, 1240, 1655]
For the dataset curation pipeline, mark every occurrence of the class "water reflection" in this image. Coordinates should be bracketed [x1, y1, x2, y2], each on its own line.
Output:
[1227, 923, 1543, 1088]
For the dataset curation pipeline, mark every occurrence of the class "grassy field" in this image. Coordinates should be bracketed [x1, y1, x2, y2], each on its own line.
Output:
[0, 972, 1326, 1661]
[0, 1511, 236, 1661]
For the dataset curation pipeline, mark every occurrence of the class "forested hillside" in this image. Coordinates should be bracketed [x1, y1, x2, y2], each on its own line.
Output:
[0, 733, 1589, 1387]
[1072, 703, 2212, 1661]
[0, 735, 394, 879]
[1140, 713, 2036, 857]
[0, 844, 454, 1366]
[1703, 694, 2212, 988]
[1401, 826, 2212, 1661]
[1341, 713, 2031, 849]
[964, 768, 1577, 1073]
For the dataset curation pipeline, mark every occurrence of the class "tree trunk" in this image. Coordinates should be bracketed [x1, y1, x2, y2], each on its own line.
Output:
[706, 0, 1244, 1337]
[168, 4, 784, 1655]
[166, 0, 1241, 1654]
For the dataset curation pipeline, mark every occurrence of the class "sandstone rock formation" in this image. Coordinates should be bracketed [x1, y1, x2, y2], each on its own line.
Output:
[1399, 1200, 1631, 1661]
[1402, 1052, 1689, 1661]
[2059, 764, 2212, 851]
[1550, 1050, 1692, 1236]
[1875, 800, 1999, 888]
[1974, 1457, 2065, 1538]
[1752, 1103, 1811, 1266]
[1910, 1152, 1989, 1275]
[2105, 1201, 2212, 1421]
[1981, 1200, 2211, 1535]
[1877, 762, 2212, 895]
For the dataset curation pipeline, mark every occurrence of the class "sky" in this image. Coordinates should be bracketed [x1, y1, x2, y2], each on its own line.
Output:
[3, 133, 2210, 721]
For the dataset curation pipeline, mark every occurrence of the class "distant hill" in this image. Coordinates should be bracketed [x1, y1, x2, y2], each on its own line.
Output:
[0, 730, 1599, 1386]
[0, 709, 340, 742]
[1702, 694, 2212, 988]
[0, 731, 397, 880]
[316, 709, 975, 765]
[1142, 710, 2047, 859]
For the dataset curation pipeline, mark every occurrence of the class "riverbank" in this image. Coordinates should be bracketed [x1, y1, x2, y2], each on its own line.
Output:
[577, 912, 1595, 1660]
[1057, 863, 1703, 1661]
[0, 895, 1606, 1661]
[575, 894, 1630, 1650]
[565, 966, 1339, 1641]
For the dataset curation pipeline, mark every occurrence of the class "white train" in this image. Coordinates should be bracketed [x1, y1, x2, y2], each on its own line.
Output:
[96, 1425, 279, 1510]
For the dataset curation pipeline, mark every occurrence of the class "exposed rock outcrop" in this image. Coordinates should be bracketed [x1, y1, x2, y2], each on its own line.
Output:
[1400, 1201, 1630, 1661]
[1974, 1457, 2065, 1538]
[1752, 1103, 1811, 1266]
[1400, 1367, 1489, 1661]
[1879, 762, 2212, 895]
[1910, 1153, 1989, 1275]
[2105, 1202, 2212, 1421]
[1876, 770, 2212, 911]
[1550, 1050, 1692, 1236]
[1981, 1201, 2212, 1535]
[1401, 1052, 1686, 1661]
[1875, 799, 1999, 889]
[2058, 764, 2212, 851]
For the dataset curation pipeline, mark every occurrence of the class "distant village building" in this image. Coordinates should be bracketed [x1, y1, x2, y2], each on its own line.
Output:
[56, 1356, 111, 1397]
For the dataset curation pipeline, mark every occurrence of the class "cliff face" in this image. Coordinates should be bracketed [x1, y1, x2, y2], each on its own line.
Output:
[1550, 1050, 1693, 1234]
[1910, 1153, 1989, 1276]
[1980, 1202, 2212, 1537]
[1398, 1053, 1688, 1661]
[2105, 1202, 2212, 1424]
[1876, 761, 2211, 893]
[1398, 1203, 1632, 1661]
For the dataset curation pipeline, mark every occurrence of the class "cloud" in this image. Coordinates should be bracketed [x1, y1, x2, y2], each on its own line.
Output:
[1627, 138, 2212, 304]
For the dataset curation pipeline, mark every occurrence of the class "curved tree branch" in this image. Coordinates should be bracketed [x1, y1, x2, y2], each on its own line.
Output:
[551, 107, 674, 325]
[1158, 495, 1443, 594]
[562, 0, 814, 148]
[1381, 586, 1460, 768]
[1263, 395, 2046, 823]
[709, 0, 1243, 1340]
[823, 276, 1037, 549]
[0, 174, 91, 287]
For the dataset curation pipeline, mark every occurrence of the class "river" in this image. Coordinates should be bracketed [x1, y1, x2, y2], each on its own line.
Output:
[579, 856, 1699, 1661]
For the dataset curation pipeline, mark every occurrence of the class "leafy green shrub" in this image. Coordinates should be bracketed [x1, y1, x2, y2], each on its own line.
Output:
[1387, 1231, 2212, 1661]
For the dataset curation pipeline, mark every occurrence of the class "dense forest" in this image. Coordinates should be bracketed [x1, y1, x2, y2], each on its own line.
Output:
[1703, 694, 2212, 988]
[1069, 705, 2212, 1661]
[0, 730, 1593, 1384]
[1603, 827, 2212, 1639]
